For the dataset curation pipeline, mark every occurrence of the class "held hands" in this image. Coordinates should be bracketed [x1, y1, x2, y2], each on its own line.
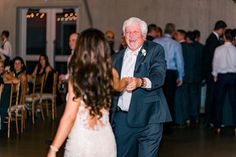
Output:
[112, 68, 145, 92]
[125, 77, 142, 92]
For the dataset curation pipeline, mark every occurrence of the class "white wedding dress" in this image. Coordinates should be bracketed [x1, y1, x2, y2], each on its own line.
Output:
[64, 100, 116, 157]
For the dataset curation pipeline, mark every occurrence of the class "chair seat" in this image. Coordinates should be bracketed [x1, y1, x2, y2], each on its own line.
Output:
[9, 104, 25, 111]
[41, 93, 55, 100]
[25, 94, 41, 102]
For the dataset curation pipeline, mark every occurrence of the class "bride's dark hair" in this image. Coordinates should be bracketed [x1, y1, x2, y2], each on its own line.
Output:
[69, 28, 113, 118]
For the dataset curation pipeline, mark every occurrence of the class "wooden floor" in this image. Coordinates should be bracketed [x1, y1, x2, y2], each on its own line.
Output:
[1, 107, 236, 157]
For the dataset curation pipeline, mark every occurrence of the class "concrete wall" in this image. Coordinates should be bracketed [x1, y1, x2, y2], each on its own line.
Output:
[0, 0, 236, 53]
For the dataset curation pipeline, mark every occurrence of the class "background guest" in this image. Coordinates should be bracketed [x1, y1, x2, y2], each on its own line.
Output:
[105, 30, 116, 55]
[0, 30, 12, 66]
[31, 54, 53, 93]
[59, 33, 78, 84]
[154, 23, 184, 131]
[202, 20, 227, 127]
[212, 29, 236, 134]
[146, 23, 159, 41]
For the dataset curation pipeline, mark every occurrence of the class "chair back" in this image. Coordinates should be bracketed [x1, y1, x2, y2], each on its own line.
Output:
[32, 74, 45, 97]
[52, 72, 58, 96]
[0, 84, 3, 101]
[9, 83, 20, 112]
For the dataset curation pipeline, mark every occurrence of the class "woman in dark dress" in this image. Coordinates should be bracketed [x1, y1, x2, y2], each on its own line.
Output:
[32, 54, 54, 93]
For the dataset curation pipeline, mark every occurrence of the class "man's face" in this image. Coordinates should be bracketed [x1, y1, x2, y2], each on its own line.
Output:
[124, 22, 145, 51]
[175, 32, 184, 42]
[106, 32, 114, 43]
[218, 28, 225, 37]
[69, 33, 78, 50]
[150, 30, 159, 38]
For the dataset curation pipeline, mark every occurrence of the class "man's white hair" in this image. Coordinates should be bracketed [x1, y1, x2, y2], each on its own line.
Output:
[122, 17, 147, 37]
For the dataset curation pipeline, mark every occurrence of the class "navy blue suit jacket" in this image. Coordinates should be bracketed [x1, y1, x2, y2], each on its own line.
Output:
[203, 33, 221, 80]
[111, 40, 172, 127]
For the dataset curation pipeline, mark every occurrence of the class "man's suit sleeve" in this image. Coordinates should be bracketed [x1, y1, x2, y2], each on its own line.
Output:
[147, 45, 166, 89]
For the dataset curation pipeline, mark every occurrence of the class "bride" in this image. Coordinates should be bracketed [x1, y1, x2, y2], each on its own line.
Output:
[47, 28, 127, 157]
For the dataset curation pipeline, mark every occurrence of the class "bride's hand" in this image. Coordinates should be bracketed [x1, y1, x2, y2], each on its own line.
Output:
[112, 68, 129, 92]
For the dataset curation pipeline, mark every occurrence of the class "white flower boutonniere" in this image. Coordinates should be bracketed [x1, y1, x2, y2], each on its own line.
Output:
[141, 49, 147, 56]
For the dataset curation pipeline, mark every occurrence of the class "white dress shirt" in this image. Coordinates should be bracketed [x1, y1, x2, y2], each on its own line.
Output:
[0, 39, 13, 58]
[212, 42, 236, 76]
[213, 31, 220, 40]
[117, 46, 151, 111]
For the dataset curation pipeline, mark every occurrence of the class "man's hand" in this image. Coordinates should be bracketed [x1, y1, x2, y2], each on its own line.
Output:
[126, 77, 142, 92]
[213, 76, 218, 82]
[176, 79, 183, 87]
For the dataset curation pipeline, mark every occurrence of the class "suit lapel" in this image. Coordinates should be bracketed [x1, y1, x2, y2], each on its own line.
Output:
[134, 41, 148, 73]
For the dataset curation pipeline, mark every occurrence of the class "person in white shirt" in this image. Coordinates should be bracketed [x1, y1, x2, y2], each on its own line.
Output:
[212, 29, 236, 135]
[59, 33, 79, 83]
[0, 30, 13, 65]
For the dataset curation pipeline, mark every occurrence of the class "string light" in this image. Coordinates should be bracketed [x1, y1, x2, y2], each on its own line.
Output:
[26, 8, 46, 19]
[40, 13, 45, 19]
[26, 8, 77, 21]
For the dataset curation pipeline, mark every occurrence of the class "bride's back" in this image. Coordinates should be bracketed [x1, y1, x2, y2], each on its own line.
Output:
[64, 100, 116, 157]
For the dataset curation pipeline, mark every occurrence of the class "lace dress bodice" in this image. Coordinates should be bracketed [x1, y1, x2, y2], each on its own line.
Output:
[76, 100, 109, 130]
[64, 100, 116, 157]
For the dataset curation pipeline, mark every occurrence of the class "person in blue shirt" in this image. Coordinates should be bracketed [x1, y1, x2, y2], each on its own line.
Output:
[153, 23, 184, 132]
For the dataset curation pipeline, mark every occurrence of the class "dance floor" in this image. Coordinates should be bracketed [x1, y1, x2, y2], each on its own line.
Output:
[1, 106, 236, 157]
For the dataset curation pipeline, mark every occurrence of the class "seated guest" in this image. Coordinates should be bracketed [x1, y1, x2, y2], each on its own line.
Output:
[31, 54, 53, 93]
[32, 54, 52, 80]
[4, 56, 27, 104]
[0, 57, 27, 133]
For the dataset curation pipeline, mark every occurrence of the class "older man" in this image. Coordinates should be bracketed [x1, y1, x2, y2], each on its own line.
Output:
[111, 17, 171, 157]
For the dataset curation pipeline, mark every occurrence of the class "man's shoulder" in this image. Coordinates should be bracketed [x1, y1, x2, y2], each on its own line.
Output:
[206, 33, 218, 44]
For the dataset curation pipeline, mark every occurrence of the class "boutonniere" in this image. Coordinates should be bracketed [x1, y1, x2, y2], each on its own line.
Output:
[141, 49, 147, 56]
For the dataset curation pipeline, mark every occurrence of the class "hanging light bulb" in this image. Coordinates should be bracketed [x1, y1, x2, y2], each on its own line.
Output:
[40, 13, 45, 19]
[30, 13, 34, 18]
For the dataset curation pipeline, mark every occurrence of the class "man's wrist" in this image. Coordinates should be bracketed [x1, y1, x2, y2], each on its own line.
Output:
[138, 77, 146, 88]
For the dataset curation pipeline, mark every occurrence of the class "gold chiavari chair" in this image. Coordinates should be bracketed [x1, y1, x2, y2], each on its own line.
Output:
[5, 82, 20, 138]
[25, 74, 45, 124]
[0, 84, 3, 130]
[41, 72, 58, 120]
